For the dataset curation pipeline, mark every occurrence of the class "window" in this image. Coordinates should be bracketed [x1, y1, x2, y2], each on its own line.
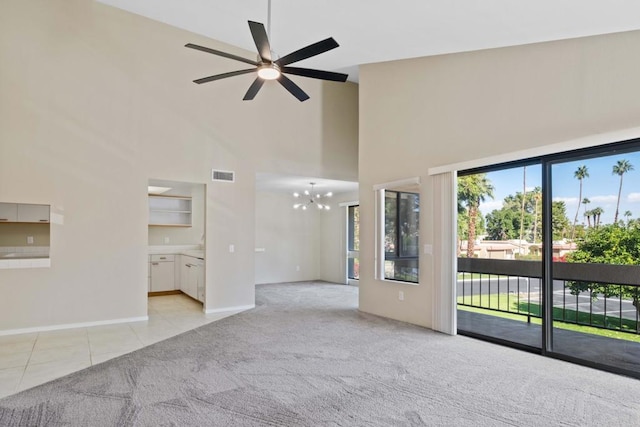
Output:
[455, 138, 640, 379]
[347, 205, 360, 280]
[384, 190, 419, 283]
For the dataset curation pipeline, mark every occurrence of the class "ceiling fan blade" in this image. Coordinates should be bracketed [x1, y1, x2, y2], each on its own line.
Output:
[193, 68, 255, 84]
[248, 21, 272, 62]
[278, 74, 310, 102]
[243, 78, 265, 100]
[282, 67, 348, 82]
[185, 43, 257, 66]
[276, 37, 339, 67]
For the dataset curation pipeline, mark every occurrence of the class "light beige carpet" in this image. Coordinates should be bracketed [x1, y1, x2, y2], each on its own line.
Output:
[1, 281, 639, 426]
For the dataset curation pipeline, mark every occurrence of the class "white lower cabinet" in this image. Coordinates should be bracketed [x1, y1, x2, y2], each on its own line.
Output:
[149, 254, 175, 292]
[195, 259, 205, 303]
[148, 252, 204, 301]
[180, 255, 204, 302]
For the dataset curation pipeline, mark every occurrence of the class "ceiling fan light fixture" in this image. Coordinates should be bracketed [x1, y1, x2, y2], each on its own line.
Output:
[257, 64, 281, 80]
[185, 1, 348, 102]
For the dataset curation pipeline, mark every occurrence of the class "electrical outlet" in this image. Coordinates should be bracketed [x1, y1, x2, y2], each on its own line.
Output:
[164, 237, 170, 244]
[296, 265, 300, 271]
[398, 291, 404, 301]
[27, 236, 34, 245]
[229, 244, 235, 253]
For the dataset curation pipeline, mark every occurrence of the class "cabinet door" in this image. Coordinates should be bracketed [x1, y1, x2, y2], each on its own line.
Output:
[17, 204, 49, 223]
[196, 262, 205, 302]
[0, 203, 18, 222]
[186, 265, 198, 299]
[180, 260, 191, 293]
[150, 261, 174, 292]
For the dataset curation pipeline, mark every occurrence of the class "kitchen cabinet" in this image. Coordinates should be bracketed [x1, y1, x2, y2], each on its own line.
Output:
[148, 195, 192, 227]
[0, 203, 49, 223]
[149, 254, 175, 292]
[17, 204, 50, 223]
[196, 258, 205, 303]
[180, 255, 203, 301]
[0, 203, 17, 222]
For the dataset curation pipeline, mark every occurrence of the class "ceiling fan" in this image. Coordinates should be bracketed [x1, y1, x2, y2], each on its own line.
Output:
[185, 2, 348, 102]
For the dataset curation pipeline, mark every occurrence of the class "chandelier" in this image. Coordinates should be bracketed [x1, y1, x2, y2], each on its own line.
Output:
[293, 182, 332, 210]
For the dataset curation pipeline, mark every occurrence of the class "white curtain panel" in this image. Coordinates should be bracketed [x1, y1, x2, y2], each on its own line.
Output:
[430, 171, 457, 335]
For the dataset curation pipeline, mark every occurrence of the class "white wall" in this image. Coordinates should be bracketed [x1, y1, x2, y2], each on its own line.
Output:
[254, 192, 321, 284]
[359, 30, 640, 329]
[254, 190, 358, 285]
[0, 0, 357, 332]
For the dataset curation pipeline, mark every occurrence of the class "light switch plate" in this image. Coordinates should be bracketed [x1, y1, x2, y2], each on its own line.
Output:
[424, 244, 433, 255]
[27, 236, 34, 245]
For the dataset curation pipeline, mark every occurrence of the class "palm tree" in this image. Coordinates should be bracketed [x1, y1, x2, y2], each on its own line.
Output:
[531, 188, 542, 243]
[519, 166, 527, 245]
[592, 207, 604, 227]
[571, 165, 589, 240]
[612, 159, 634, 223]
[624, 210, 632, 226]
[458, 174, 494, 258]
[584, 210, 592, 228]
[581, 197, 590, 221]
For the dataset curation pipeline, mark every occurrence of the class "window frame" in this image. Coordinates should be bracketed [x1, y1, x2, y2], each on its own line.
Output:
[373, 177, 421, 285]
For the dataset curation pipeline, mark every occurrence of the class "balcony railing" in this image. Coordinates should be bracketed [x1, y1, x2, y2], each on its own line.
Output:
[457, 258, 640, 336]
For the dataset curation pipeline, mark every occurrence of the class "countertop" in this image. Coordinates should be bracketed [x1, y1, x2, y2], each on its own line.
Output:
[148, 245, 204, 260]
[0, 246, 50, 269]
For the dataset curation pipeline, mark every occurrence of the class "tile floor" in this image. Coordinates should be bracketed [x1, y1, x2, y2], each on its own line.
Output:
[0, 294, 241, 398]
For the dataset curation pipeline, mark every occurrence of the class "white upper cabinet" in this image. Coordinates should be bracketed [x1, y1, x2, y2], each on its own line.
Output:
[0, 203, 18, 222]
[17, 204, 50, 223]
[0, 203, 49, 223]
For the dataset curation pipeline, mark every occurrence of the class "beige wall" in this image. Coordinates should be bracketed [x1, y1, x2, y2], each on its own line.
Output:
[0, 0, 357, 331]
[0, 224, 50, 247]
[254, 190, 358, 285]
[254, 191, 321, 284]
[359, 30, 640, 328]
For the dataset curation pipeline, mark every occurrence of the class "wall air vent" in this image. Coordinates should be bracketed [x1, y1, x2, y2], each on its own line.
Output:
[212, 170, 235, 183]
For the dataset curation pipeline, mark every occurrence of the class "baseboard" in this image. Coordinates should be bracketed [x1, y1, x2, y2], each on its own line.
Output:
[0, 316, 149, 337]
[148, 290, 182, 297]
[204, 304, 255, 314]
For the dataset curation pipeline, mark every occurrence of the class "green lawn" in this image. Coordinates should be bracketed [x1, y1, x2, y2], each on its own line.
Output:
[457, 293, 640, 343]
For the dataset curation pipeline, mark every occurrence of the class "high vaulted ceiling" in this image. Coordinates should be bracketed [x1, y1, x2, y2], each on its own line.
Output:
[98, 0, 640, 82]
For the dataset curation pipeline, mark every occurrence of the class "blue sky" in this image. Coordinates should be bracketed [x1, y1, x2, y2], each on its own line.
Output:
[478, 151, 640, 225]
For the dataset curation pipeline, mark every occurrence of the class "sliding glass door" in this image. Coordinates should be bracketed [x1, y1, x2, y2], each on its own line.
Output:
[457, 139, 640, 378]
[457, 163, 543, 350]
[548, 149, 640, 375]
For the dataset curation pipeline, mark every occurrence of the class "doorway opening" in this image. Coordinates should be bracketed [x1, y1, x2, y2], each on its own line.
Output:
[147, 179, 206, 310]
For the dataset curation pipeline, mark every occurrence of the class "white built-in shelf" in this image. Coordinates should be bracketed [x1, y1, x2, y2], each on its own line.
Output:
[148, 195, 192, 227]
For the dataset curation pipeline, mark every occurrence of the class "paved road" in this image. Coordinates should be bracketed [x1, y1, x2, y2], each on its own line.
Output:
[457, 276, 639, 322]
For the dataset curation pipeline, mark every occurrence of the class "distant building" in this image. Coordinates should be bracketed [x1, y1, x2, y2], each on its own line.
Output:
[461, 239, 576, 260]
